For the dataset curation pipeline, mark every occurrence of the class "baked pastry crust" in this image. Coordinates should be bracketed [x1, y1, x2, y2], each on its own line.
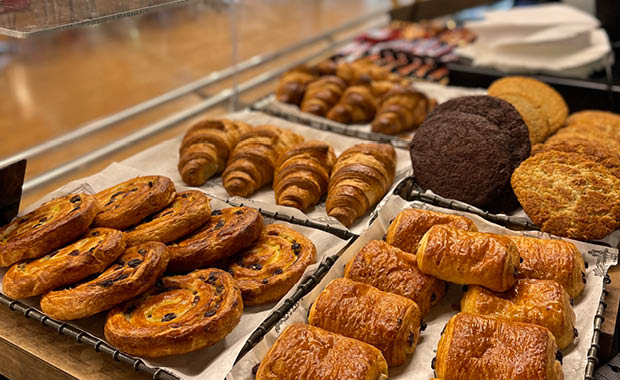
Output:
[416, 225, 520, 292]
[0, 193, 99, 267]
[344, 240, 445, 315]
[3, 228, 125, 299]
[256, 323, 388, 380]
[226, 224, 316, 306]
[326, 84, 378, 124]
[300, 76, 347, 116]
[94, 176, 176, 230]
[40, 242, 169, 320]
[435, 313, 564, 380]
[308, 278, 422, 367]
[125, 190, 211, 246]
[167, 207, 263, 274]
[105, 268, 242, 357]
[276, 66, 318, 105]
[371, 86, 434, 135]
[385, 208, 477, 253]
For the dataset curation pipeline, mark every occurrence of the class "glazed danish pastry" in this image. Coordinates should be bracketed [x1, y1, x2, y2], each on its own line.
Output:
[416, 225, 520, 292]
[461, 279, 577, 349]
[256, 323, 389, 380]
[94, 176, 176, 230]
[435, 313, 564, 380]
[344, 240, 446, 315]
[40, 242, 169, 320]
[125, 190, 211, 246]
[308, 278, 422, 366]
[0, 193, 99, 267]
[3, 228, 125, 299]
[167, 207, 263, 274]
[105, 268, 242, 357]
[385, 208, 477, 253]
[225, 224, 316, 306]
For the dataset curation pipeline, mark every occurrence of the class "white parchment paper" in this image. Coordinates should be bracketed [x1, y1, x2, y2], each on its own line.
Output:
[227, 195, 619, 380]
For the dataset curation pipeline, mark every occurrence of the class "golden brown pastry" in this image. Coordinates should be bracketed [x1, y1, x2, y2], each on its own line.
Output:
[385, 208, 477, 253]
[3, 228, 125, 299]
[314, 59, 338, 76]
[416, 225, 520, 292]
[326, 143, 396, 227]
[178, 119, 253, 186]
[371, 86, 435, 135]
[167, 207, 263, 274]
[40, 242, 169, 320]
[300, 76, 347, 116]
[225, 224, 316, 306]
[273, 140, 336, 212]
[336, 59, 391, 85]
[256, 323, 388, 380]
[308, 278, 422, 367]
[461, 279, 576, 349]
[125, 190, 212, 246]
[566, 110, 620, 138]
[0, 193, 99, 267]
[344, 240, 446, 315]
[326, 84, 378, 124]
[105, 269, 242, 357]
[275, 65, 318, 105]
[222, 126, 304, 197]
[435, 313, 564, 380]
[507, 235, 586, 298]
[94, 176, 176, 230]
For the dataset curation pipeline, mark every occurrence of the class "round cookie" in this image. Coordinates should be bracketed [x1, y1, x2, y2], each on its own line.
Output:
[490, 91, 550, 144]
[566, 110, 620, 131]
[410, 111, 513, 207]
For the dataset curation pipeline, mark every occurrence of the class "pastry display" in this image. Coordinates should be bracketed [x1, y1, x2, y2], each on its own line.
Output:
[300, 76, 347, 116]
[326, 143, 396, 227]
[335, 59, 391, 84]
[178, 119, 253, 186]
[225, 224, 316, 306]
[385, 208, 477, 253]
[167, 207, 263, 274]
[308, 278, 422, 366]
[40, 242, 169, 320]
[0, 193, 99, 267]
[222, 125, 304, 197]
[125, 190, 212, 246]
[435, 313, 564, 380]
[461, 279, 576, 349]
[255, 323, 388, 380]
[2, 228, 125, 299]
[276, 65, 319, 105]
[94, 176, 176, 230]
[326, 84, 379, 124]
[273, 140, 336, 212]
[344, 240, 446, 315]
[416, 225, 520, 292]
[105, 268, 243, 357]
[371, 86, 435, 135]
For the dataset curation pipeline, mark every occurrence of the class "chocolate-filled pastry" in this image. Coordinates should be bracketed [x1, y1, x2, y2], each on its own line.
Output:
[344, 240, 445, 315]
[125, 190, 211, 246]
[105, 269, 242, 357]
[461, 279, 576, 349]
[40, 242, 169, 320]
[416, 225, 520, 292]
[167, 207, 263, 274]
[225, 224, 316, 306]
[3, 228, 125, 299]
[0, 193, 99, 267]
[308, 278, 422, 367]
[435, 313, 564, 380]
[256, 323, 388, 380]
[94, 176, 176, 230]
[508, 235, 586, 298]
[385, 208, 477, 253]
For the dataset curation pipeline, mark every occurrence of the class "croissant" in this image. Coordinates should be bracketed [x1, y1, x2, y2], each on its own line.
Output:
[326, 143, 396, 227]
[178, 119, 252, 186]
[275, 65, 318, 105]
[300, 76, 347, 116]
[371, 86, 435, 135]
[314, 58, 338, 76]
[326, 85, 378, 124]
[336, 59, 390, 85]
[273, 140, 336, 211]
[222, 125, 304, 197]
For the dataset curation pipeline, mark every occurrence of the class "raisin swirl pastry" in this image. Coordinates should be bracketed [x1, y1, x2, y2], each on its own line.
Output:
[94, 176, 176, 230]
[0, 193, 99, 267]
[225, 224, 316, 306]
[40, 242, 169, 320]
[167, 207, 263, 274]
[125, 190, 212, 246]
[105, 269, 242, 357]
[3, 228, 125, 299]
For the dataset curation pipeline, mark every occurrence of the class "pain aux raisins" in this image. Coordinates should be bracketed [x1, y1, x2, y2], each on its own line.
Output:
[161, 313, 177, 322]
[274, 268, 283, 275]
[127, 259, 142, 268]
[291, 241, 301, 254]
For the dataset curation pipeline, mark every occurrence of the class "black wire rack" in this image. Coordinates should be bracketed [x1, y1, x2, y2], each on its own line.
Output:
[586, 274, 612, 380]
